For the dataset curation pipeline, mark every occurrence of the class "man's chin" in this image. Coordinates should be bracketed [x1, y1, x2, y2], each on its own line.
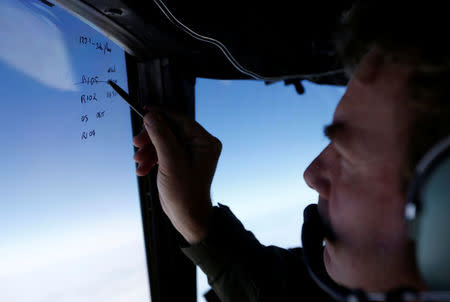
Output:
[323, 243, 338, 283]
[323, 244, 355, 289]
[317, 198, 337, 242]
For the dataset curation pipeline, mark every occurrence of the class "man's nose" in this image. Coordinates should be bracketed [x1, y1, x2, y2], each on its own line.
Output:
[303, 147, 331, 199]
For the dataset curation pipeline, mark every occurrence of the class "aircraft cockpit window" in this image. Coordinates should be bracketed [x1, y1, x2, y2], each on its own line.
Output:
[0, 0, 151, 301]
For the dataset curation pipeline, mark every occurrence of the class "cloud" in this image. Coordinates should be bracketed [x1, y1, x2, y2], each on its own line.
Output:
[0, 243, 151, 302]
[0, 0, 77, 91]
[0, 218, 151, 301]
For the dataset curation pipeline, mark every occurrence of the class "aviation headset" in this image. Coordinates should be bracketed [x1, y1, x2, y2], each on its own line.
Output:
[301, 135, 450, 302]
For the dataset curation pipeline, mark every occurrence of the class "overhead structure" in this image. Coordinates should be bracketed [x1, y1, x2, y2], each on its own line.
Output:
[52, 0, 353, 86]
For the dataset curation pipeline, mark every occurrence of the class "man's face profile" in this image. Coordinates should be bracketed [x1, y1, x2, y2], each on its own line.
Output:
[303, 49, 426, 291]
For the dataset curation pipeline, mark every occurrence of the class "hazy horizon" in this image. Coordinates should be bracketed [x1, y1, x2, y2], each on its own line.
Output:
[0, 1, 345, 301]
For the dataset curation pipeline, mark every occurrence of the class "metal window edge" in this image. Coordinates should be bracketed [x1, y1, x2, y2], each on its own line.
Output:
[51, 0, 149, 58]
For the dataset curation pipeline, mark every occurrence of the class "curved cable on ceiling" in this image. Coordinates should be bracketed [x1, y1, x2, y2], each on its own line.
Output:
[152, 0, 345, 81]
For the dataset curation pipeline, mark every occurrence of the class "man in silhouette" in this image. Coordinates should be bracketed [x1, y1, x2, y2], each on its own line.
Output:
[132, 2, 450, 301]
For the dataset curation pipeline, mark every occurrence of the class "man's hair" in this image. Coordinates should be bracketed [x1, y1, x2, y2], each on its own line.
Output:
[335, 1, 450, 188]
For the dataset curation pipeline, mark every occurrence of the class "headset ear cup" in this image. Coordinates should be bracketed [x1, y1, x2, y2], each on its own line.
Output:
[416, 154, 450, 290]
[407, 214, 419, 242]
[406, 135, 450, 291]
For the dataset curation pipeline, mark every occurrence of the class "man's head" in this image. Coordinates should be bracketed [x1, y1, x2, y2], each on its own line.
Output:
[303, 1, 450, 292]
[304, 48, 424, 291]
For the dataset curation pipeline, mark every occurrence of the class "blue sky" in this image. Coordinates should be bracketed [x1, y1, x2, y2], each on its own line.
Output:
[195, 79, 344, 300]
[197, 79, 343, 247]
[0, 1, 149, 301]
[0, 1, 345, 301]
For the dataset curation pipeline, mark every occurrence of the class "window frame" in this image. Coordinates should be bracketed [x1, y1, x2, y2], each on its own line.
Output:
[126, 54, 197, 302]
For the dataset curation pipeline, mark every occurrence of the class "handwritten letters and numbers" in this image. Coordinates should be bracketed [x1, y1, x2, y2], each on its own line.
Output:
[81, 93, 97, 104]
[80, 111, 105, 124]
[96, 111, 105, 119]
[81, 130, 96, 140]
[79, 35, 112, 55]
[77, 35, 120, 141]
[80, 75, 99, 86]
[106, 91, 117, 98]
[107, 65, 116, 73]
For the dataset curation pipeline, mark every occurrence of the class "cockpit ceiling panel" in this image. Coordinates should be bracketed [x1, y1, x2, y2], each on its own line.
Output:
[52, 0, 352, 83]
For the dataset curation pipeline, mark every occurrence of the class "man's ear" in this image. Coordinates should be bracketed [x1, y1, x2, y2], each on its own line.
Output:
[354, 47, 385, 83]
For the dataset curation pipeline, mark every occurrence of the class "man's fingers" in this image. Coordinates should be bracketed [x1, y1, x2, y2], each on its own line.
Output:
[136, 160, 157, 176]
[150, 107, 216, 142]
[133, 128, 151, 148]
[134, 144, 158, 176]
[143, 110, 183, 165]
[133, 144, 157, 163]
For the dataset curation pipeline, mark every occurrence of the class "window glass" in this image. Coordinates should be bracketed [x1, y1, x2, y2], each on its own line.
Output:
[0, 1, 150, 301]
[195, 78, 345, 301]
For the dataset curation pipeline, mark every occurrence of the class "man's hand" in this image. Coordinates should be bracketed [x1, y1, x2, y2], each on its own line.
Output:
[133, 107, 222, 244]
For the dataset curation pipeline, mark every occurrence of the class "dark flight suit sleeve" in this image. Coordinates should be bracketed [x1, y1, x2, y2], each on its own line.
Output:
[181, 204, 334, 302]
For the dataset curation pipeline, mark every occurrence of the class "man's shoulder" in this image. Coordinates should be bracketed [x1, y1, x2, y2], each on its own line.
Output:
[183, 204, 335, 302]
